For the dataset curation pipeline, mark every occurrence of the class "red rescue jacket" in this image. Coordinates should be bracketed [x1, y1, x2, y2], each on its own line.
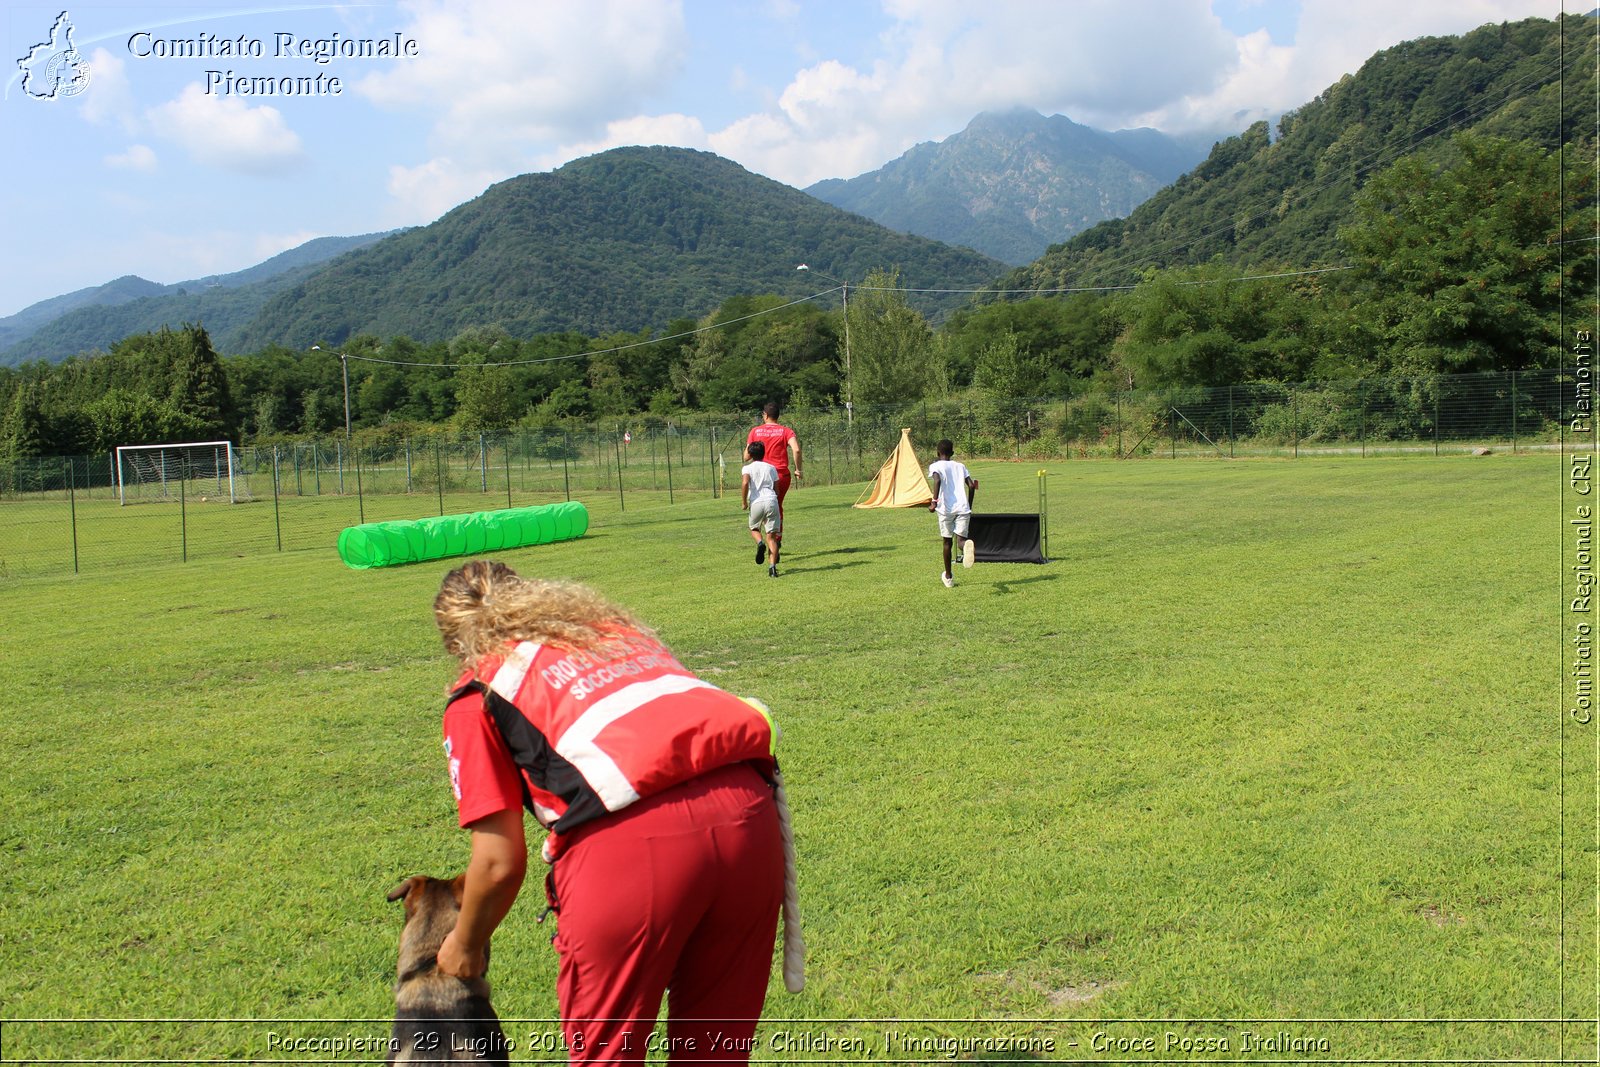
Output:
[446, 627, 778, 845]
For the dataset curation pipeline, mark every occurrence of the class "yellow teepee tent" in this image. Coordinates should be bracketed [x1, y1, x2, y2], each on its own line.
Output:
[854, 428, 934, 508]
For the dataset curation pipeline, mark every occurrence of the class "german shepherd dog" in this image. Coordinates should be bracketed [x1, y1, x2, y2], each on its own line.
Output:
[385, 875, 511, 1065]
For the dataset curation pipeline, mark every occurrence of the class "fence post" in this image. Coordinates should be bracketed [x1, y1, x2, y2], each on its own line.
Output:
[1292, 391, 1299, 459]
[504, 438, 513, 509]
[1117, 394, 1124, 457]
[435, 441, 445, 516]
[1511, 369, 1518, 454]
[179, 457, 188, 563]
[562, 433, 572, 501]
[272, 445, 283, 552]
[615, 431, 625, 512]
[665, 424, 675, 504]
[405, 439, 413, 493]
[354, 445, 365, 525]
[66, 457, 79, 575]
[1434, 388, 1440, 456]
[826, 420, 834, 486]
[1228, 386, 1235, 459]
[1361, 382, 1368, 458]
[709, 427, 717, 499]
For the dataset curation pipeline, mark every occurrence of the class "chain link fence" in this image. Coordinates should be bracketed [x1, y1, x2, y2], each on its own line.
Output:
[0, 369, 1575, 578]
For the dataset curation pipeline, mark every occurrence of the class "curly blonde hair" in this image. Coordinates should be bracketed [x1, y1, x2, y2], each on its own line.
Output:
[433, 560, 649, 665]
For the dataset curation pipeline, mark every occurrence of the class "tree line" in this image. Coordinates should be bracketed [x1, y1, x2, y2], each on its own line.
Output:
[1, 134, 1591, 461]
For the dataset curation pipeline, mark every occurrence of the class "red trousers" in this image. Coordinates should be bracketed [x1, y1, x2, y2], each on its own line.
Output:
[551, 762, 783, 1065]
[774, 473, 791, 543]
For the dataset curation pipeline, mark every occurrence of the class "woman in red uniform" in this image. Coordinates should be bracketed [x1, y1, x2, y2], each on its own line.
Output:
[430, 561, 800, 1064]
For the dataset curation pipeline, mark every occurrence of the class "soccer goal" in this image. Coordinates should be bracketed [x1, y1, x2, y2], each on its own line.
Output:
[115, 441, 252, 505]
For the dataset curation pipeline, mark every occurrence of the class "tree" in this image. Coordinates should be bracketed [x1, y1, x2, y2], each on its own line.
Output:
[942, 296, 1115, 389]
[680, 296, 836, 413]
[1109, 263, 1332, 388]
[163, 324, 234, 436]
[1339, 133, 1593, 374]
[973, 328, 1047, 406]
[450, 327, 519, 431]
[846, 268, 942, 406]
[4, 382, 47, 460]
[81, 389, 205, 453]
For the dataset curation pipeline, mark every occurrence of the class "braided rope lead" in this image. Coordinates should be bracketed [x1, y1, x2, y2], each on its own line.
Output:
[772, 768, 805, 993]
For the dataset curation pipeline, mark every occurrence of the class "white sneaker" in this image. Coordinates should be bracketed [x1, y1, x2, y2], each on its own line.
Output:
[941, 572, 955, 588]
[962, 539, 975, 569]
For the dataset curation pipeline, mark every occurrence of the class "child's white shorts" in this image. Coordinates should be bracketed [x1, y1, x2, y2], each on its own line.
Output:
[750, 497, 781, 534]
[936, 508, 970, 539]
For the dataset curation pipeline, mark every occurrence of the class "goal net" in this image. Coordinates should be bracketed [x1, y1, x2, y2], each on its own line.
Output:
[115, 441, 252, 504]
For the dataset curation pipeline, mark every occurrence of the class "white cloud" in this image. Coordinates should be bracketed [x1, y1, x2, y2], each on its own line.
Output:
[385, 157, 505, 225]
[706, 0, 1241, 186]
[145, 85, 305, 176]
[696, 0, 1567, 186]
[544, 113, 713, 170]
[105, 144, 158, 171]
[1130, 0, 1561, 135]
[356, 0, 689, 173]
[78, 47, 139, 133]
[255, 231, 322, 260]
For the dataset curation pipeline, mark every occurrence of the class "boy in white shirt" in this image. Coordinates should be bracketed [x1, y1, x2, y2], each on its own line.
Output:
[741, 441, 782, 578]
[926, 439, 978, 588]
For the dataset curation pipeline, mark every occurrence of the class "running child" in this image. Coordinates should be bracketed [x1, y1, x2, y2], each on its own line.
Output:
[927, 439, 977, 588]
[742, 441, 782, 578]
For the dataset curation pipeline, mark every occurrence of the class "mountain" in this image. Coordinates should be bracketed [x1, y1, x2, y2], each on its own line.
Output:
[0, 231, 398, 365]
[806, 109, 1209, 265]
[1000, 14, 1592, 290]
[229, 146, 1006, 352]
[0, 276, 167, 352]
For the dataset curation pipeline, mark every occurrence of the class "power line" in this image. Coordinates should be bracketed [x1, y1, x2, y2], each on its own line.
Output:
[341, 263, 1364, 372]
[345, 290, 836, 369]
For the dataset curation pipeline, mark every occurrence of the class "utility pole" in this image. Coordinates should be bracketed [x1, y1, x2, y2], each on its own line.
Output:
[798, 264, 853, 424]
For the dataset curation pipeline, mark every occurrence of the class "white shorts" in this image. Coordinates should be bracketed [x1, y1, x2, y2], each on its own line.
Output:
[936, 509, 970, 539]
[750, 496, 781, 534]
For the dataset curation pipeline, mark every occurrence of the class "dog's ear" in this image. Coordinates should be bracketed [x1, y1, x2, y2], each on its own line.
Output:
[387, 876, 423, 903]
[448, 873, 468, 906]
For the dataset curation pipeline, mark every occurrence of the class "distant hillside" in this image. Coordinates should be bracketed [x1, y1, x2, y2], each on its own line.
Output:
[192, 233, 402, 289]
[1002, 14, 1592, 290]
[0, 276, 166, 352]
[230, 147, 1007, 352]
[0, 231, 398, 365]
[807, 109, 1208, 265]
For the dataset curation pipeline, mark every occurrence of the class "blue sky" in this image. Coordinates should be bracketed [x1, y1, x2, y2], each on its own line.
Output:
[0, 0, 1567, 320]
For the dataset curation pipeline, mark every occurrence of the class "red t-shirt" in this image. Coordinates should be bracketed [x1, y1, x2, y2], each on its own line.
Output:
[747, 423, 795, 478]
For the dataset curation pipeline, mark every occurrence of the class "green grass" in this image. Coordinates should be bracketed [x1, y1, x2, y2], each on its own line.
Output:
[0, 454, 1590, 1062]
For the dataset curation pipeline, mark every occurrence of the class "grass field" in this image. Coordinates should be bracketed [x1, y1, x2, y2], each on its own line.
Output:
[0, 453, 1591, 1063]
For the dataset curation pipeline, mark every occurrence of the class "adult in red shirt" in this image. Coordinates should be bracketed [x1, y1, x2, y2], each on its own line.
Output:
[431, 561, 801, 1064]
[746, 402, 802, 546]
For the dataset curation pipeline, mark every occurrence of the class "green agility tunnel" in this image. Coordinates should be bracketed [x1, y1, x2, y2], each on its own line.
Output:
[337, 501, 589, 569]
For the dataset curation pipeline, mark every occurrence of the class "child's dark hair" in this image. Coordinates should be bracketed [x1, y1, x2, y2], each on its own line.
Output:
[748, 440, 766, 460]
[936, 439, 955, 458]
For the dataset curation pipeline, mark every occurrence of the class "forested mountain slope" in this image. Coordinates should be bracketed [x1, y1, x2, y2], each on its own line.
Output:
[1000, 15, 1593, 291]
[231, 146, 1005, 352]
